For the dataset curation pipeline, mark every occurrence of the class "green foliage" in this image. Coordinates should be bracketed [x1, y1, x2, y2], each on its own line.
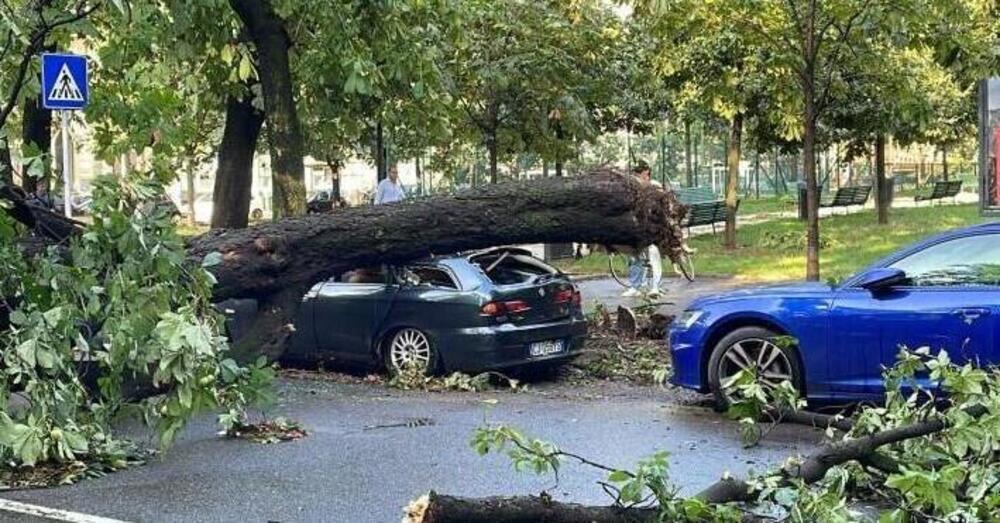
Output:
[0, 174, 271, 471]
[474, 347, 1000, 521]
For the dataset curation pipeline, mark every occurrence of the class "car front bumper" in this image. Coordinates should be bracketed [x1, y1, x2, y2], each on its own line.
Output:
[668, 324, 710, 392]
[439, 316, 589, 373]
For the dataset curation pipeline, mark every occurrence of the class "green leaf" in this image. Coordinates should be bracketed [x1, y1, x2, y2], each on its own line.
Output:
[201, 251, 223, 268]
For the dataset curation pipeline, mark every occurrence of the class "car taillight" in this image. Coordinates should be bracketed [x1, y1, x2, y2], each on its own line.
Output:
[554, 288, 582, 306]
[480, 302, 505, 316]
[503, 300, 532, 314]
[480, 300, 532, 317]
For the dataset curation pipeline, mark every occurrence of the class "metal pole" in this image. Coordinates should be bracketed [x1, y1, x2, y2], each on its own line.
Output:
[60, 110, 72, 218]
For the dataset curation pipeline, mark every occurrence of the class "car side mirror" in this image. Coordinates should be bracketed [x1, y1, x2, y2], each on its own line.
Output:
[855, 267, 907, 292]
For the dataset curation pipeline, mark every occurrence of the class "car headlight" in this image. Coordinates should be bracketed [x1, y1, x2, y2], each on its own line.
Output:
[674, 310, 705, 330]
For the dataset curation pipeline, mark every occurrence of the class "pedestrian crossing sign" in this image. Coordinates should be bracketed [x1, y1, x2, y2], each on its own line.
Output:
[41, 53, 88, 110]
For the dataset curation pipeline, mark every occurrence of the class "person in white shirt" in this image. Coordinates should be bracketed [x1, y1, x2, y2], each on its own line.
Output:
[622, 161, 664, 298]
[374, 166, 406, 205]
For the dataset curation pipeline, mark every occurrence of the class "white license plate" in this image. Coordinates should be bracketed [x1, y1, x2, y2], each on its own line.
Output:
[529, 340, 565, 357]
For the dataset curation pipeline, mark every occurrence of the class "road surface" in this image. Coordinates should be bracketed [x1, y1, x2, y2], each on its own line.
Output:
[2, 378, 823, 523]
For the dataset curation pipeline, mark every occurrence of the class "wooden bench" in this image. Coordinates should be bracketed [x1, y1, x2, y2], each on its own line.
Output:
[685, 200, 739, 234]
[915, 180, 962, 205]
[673, 186, 718, 205]
[819, 185, 871, 214]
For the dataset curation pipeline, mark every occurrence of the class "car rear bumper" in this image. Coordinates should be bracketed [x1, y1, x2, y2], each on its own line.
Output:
[439, 316, 588, 373]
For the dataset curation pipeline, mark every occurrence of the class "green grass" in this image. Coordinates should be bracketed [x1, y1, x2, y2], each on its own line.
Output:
[737, 195, 797, 215]
[557, 204, 989, 283]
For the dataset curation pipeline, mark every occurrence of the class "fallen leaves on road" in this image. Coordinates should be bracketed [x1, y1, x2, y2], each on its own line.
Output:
[226, 417, 308, 444]
[0, 447, 150, 490]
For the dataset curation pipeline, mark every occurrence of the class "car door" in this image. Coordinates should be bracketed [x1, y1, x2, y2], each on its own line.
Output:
[829, 232, 1000, 395]
[313, 267, 393, 362]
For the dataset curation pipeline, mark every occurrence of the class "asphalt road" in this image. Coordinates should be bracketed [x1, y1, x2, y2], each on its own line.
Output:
[2, 377, 823, 523]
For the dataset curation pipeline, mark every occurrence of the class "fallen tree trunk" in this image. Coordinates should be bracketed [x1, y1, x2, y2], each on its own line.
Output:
[406, 405, 989, 522]
[404, 492, 659, 523]
[3, 169, 687, 361]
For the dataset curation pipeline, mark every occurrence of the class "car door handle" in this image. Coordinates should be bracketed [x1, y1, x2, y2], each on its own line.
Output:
[953, 308, 992, 322]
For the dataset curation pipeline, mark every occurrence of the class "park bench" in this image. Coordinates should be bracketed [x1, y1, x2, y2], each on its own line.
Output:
[672, 187, 738, 234]
[819, 185, 871, 214]
[914, 180, 962, 205]
[685, 200, 738, 234]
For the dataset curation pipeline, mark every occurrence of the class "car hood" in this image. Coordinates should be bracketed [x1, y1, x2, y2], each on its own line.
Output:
[687, 281, 833, 309]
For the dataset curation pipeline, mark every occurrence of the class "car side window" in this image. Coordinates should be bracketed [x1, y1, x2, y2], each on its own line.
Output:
[403, 266, 459, 290]
[889, 233, 1000, 287]
[338, 266, 387, 284]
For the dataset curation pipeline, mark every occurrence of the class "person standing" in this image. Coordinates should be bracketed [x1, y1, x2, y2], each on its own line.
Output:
[622, 161, 664, 298]
[374, 166, 406, 205]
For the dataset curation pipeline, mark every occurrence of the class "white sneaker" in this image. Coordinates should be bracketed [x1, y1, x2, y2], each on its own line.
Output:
[646, 290, 663, 299]
[621, 288, 641, 298]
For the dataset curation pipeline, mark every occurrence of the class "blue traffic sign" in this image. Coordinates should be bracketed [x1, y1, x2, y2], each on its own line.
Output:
[41, 53, 88, 110]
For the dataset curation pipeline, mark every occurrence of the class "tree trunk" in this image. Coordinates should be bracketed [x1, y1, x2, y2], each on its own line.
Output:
[724, 114, 743, 249]
[228, 0, 306, 219]
[21, 95, 51, 193]
[186, 165, 197, 227]
[0, 137, 12, 186]
[692, 127, 700, 187]
[875, 135, 889, 225]
[211, 94, 264, 229]
[405, 492, 658, 523]
[376, 120, 387, 182]
[487, 132, 498, 184]
[942, 144, 949, 181]
[684, 120, 693, 187]
[555, 124, 564, 177]
[803, 89, 820, 281]
[185, 170, 688, 361]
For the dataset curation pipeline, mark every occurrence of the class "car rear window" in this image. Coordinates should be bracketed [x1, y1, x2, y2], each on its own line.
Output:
[471, 252, 558, 285]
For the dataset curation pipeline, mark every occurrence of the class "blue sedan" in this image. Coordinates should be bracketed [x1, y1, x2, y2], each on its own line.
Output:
[669, 222, 1000, 407]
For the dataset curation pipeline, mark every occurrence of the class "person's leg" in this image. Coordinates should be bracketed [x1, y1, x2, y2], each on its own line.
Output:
[627, 256, 644, 289]
[646, 245, 662, 294]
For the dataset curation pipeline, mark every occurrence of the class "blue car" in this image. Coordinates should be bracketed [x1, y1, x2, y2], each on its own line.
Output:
[670, 222, 1000, 407]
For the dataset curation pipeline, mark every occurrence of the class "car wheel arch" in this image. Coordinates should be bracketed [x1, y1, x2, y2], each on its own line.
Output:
[699, 315, 806, 396]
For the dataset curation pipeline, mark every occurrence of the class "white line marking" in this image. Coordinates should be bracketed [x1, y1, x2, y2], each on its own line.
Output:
[0, 498, 130, 523]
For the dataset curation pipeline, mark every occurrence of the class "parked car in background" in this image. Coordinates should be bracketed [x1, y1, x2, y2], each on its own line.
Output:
[283, 247, 587, 374]
[669, 222, 1000, 408]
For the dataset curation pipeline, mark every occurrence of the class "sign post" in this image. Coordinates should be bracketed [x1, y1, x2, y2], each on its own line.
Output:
[40, 53, 89, 218]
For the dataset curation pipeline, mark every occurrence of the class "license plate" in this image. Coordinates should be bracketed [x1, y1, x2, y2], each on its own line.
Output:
[529, 340, 565, 357]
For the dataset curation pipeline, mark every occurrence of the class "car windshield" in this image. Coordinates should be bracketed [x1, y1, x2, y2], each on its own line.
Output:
[470, 251, 557, 285]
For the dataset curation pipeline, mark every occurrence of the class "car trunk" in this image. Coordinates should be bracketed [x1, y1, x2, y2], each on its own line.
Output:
[470, 249, 577, 325]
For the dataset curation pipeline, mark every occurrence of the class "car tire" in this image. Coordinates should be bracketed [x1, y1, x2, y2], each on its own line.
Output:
[383, 328, 439, 376]
[706, 326, 803, 413]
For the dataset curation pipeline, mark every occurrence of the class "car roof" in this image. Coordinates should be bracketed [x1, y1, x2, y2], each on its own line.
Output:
[413, 246, 536, 264]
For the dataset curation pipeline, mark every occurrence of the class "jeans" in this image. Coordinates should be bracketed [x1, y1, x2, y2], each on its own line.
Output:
[627, 255, 646, 289]
[627, 246, 663, 292]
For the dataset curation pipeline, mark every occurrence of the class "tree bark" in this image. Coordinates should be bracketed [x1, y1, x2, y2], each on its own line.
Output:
[555, 124, 564, 178]
[21, 94, 52, 194]
[875, 135, 889, 225]
[684, 121, 693, 187]
[724, 114, 742, 250]
[211, 94, 264, 229]
[802, 0, 821, 282]
[941, 144, 949, 181]
[405, 492, 658, 523]
[376, 120, 387, 182]
[0, 137, 12, 186]
[228, 0, 306, 219]
[487, 132, 498, 184]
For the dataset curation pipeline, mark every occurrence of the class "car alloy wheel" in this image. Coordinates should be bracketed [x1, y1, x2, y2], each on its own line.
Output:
[717, 337, 794, 402]
[388, 328, 433, 373]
